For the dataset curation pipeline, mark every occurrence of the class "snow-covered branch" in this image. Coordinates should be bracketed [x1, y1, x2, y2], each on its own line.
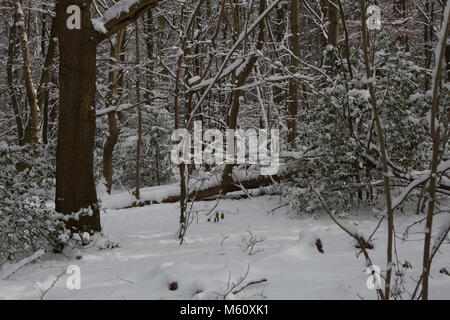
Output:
[92, 0, 161, 41]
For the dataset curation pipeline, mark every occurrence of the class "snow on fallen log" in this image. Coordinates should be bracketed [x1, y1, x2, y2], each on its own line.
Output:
[1, 249, 45, 280]
[101, 165, 290, 210]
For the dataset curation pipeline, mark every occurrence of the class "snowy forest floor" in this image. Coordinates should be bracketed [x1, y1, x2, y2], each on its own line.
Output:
[0, 193, 449, 300]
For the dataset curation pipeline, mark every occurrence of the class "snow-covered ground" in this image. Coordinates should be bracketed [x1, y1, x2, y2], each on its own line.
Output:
[0, 194, 448, 300]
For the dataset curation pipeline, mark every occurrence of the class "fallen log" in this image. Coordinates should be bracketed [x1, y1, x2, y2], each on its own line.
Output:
[100, 165, 291, 210]
[130, 174, 285, 208]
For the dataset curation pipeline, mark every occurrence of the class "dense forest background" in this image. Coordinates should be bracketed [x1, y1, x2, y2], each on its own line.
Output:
[0, 0, 449, 300]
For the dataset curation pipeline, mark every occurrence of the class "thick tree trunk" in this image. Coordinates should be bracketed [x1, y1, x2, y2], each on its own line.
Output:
[55, 0, 100, 232]
[55, 0, 160, 233]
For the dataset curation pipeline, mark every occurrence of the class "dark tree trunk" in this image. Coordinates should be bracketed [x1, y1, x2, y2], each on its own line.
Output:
[103, 111, 120, 194]
[287, 0, 300, 144]
[42, 90, 49, 145]
[103, 29, 126, 194]
[55, 0, 100, 232]
[327, 0, 340, 48]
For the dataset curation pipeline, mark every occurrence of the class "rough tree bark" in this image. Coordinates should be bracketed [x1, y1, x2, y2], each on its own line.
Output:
[55, 0, 160, 233]
[56, 0, 100, 232]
